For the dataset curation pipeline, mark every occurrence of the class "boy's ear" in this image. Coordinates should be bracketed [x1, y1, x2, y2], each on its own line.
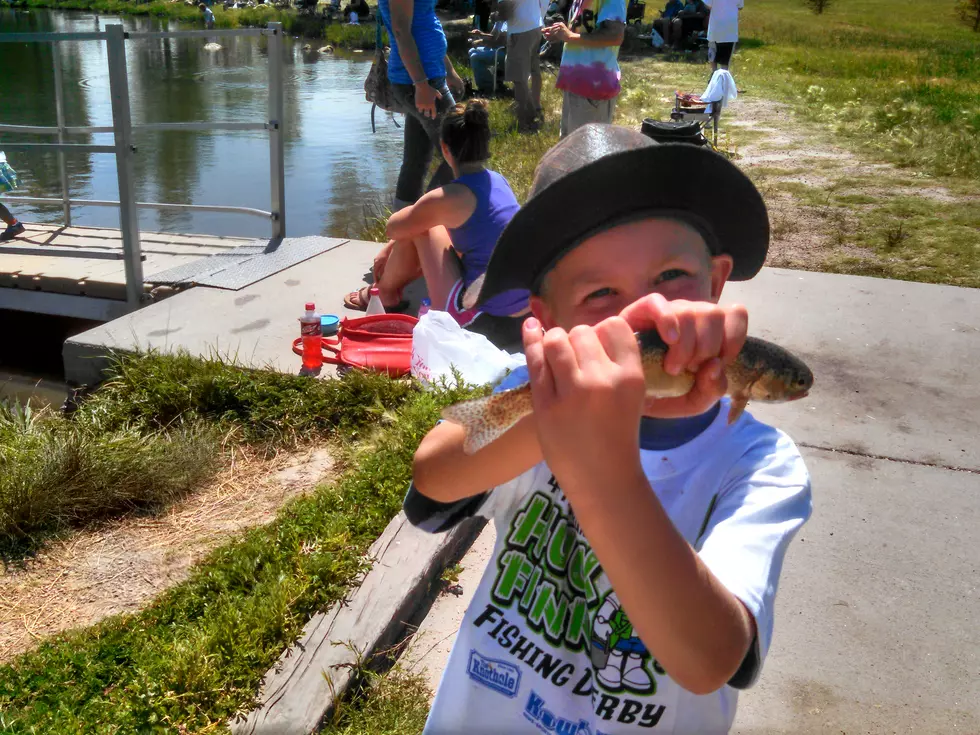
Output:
[709, 254, 734, 302]
[530, 295, 556, 330]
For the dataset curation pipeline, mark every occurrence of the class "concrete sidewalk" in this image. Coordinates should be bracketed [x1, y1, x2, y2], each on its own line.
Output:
[403, 268, 980, 733]
[65, 246, 980, 732]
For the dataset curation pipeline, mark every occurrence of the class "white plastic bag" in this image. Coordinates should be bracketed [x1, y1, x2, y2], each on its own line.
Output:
[411, 310, 525, 389]
[650, 28, 665, 49]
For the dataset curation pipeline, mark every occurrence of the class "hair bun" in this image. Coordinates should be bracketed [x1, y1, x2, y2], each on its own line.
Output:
[464, 99, 490, 127]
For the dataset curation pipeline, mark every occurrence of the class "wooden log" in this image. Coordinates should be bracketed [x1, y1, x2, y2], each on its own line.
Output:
[231, 511, 485, 734]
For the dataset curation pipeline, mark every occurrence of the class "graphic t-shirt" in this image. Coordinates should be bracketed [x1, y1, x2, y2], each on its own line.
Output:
[419, 394, 811, 734]
[555, 0, 627, 101]
[705, 0, 742, 43]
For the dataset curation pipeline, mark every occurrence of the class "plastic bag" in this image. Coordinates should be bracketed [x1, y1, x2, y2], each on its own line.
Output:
[411, 310, 525, 389]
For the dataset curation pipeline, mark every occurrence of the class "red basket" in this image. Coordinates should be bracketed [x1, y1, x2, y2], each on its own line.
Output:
[292, 313, 419, 377]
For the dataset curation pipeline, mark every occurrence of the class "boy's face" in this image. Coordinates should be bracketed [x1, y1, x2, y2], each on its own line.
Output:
[530, 217, 734, 331]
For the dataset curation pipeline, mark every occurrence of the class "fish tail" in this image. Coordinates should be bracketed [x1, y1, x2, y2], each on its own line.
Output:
[440, 389, 531, 454]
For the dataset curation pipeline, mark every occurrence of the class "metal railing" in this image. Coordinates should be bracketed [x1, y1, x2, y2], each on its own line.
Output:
[0, 23, 287, 309]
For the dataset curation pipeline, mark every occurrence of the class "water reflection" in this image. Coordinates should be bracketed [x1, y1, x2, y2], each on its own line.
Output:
[0, 7, 404, 238]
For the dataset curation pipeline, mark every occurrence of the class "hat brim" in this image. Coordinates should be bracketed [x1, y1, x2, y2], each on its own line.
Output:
[468, 143, 769, 308]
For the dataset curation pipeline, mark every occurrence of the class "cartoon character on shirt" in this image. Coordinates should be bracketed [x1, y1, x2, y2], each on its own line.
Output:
[589, 592, 656, 695]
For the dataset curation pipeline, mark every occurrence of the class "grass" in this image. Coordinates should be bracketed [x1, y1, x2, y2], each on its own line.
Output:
[0, 351, 420, 554]
[322, 669, 431, 735]
[0, 355, 480, 732]
[732, 0, 980, 182]
[0, 400, 217, 553]
[10, 0, 381, 45]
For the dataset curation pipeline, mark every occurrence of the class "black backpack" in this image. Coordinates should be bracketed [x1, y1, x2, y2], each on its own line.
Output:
[640, 118, 708, 147]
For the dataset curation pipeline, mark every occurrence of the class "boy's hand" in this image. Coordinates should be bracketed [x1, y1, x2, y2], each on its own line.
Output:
[620, 293, 748, 419]
[523, 316, 646, 492]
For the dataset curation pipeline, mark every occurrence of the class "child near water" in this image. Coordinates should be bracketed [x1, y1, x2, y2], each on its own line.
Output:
[199, 3, 215, 29]
[0, 152, 26, 242]
[344, 99, 530, 348]
[406, 124, 812, 733]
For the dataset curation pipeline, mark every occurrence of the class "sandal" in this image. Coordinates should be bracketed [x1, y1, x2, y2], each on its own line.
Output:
[343, 286, 410, 313]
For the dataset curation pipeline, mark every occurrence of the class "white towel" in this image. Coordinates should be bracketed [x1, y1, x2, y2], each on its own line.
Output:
[700, 69, 737, 114]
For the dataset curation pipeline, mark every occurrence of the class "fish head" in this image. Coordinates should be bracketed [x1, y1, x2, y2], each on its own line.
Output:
[744, 342, 814, 403]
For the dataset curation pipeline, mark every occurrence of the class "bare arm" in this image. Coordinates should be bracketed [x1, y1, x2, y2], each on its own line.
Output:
[565, 467, 755, 694]
[388, 0, 427, 83]
[544, 19, 625, 48]
[385, 185, 476, 241]
[412, 417, 543, 503]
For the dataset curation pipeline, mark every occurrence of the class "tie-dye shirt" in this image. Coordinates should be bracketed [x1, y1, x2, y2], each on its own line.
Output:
[555, 0, 627, 101]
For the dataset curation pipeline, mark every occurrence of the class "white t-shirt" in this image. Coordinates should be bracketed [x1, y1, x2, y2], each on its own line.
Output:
[705, 0, 742, 43]
[422, 399, 811, 734]
[508, 0, 544, 35]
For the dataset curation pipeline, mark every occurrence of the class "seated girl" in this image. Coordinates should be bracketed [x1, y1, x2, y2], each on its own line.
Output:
[344, 99, 529, 347]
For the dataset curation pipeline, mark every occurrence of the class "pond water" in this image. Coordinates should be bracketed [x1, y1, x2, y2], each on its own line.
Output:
[0, 6, 406, 239]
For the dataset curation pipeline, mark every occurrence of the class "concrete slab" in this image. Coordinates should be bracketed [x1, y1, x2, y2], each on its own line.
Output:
[64, 238, 390, 386]
[722, 269, 980, 471]
[733, 447, 980, 734]
[400, 522, 497, 698]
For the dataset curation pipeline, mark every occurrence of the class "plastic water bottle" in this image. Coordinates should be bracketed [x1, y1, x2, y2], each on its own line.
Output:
[299, 302, 322, 374]
[365, 287, 386, 316]
[418, 298, 431, 317]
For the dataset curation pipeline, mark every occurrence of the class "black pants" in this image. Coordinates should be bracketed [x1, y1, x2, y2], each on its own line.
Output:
[474, 0, 491, 31]
[390, 79, 457, 204]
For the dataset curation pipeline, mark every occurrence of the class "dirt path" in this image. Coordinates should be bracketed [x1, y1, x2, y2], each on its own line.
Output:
[720, 95, 979, 285]
[615, 56, 978, 288]
[0, 446, 334, 663]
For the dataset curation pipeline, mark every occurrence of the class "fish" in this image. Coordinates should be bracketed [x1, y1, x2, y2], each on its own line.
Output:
[441, 330, 814, 455]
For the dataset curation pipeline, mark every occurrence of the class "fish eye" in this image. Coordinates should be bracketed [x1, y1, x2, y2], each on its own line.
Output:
[796, 378, 808, 387]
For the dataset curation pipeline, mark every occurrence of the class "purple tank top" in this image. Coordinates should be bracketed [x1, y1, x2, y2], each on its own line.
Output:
[448, 169, 529, 317]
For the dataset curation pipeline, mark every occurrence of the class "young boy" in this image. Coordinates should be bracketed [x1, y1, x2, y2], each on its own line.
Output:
[407, 124, 812, 733]
[543, 0, 626, 137]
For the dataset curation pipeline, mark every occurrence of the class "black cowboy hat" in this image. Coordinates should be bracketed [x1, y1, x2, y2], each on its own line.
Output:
[464, 123, 770, 308]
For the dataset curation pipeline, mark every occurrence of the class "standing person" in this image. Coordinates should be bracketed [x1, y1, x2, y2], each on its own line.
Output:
[379, 0, 466, 211]
[0, 152, 25, 243]
[542, 0, 626, 137]
[504, 0, 545, 131]
[407, 124, 813, 734]
[198, 3, 215, 29]
[705, 0, 741, 71]
[344, 100, 529, 347]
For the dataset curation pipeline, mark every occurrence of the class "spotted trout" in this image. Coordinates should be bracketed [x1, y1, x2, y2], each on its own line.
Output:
[442, 330, 814, 455]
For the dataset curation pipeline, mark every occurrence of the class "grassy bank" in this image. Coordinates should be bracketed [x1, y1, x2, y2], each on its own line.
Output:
[730, 0, 980, 181]
[0, 352, 480, 732]
[11, 0, 382, 45]
[0, 352, 421, 556]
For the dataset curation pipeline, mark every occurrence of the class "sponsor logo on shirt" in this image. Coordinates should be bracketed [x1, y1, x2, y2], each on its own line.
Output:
[523, 690, 602, 734]
[467, 649, 522, 698]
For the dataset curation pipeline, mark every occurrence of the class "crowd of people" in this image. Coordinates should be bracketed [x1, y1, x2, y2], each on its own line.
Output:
[345, 0, 744, 343]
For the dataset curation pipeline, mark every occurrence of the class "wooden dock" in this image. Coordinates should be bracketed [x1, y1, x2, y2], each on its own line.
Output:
[0, 223, 260, 302]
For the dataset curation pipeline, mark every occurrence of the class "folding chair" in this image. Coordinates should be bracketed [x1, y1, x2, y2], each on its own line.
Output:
[670, 69, 734, 147]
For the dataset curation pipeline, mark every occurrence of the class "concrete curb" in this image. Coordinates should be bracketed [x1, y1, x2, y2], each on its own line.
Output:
[230, 512, 485, 734]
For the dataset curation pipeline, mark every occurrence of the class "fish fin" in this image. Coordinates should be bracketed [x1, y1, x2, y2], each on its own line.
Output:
[441, 391, 528, 455]
[727, 395, 748, 425]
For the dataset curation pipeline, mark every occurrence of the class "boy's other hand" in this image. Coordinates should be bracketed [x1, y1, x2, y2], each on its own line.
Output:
[620, 293, 748, 419]
[524, 316, 646, 491]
